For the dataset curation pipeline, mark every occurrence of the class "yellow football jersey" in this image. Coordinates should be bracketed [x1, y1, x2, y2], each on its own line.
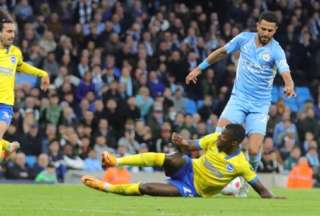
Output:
[192, 132, 257, 197]
[0, 45, 47, 105]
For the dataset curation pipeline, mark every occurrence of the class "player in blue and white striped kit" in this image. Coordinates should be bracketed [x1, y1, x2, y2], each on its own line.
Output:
[186, 12, 295, 187]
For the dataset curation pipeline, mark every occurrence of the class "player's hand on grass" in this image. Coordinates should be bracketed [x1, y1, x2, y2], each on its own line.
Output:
[185, 68, 201, 85]
[172, 132, 189, 151]
[41, 75, 50, 91]
[283, 84, 296, 97]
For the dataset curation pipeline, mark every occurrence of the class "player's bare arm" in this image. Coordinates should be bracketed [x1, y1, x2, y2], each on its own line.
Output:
[185, 47, 228, 84]
[249, 179, 286, 199]
[280, 72, 295, 97]
[171, 132, 200, 152]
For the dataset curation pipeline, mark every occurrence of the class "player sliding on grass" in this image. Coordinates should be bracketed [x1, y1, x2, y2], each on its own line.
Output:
[82, 124, 284, 199]
[0, 10, 50, 162]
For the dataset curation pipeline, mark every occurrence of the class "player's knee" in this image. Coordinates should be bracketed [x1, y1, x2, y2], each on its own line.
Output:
[248, 144, 261, 155]
[163, 152, 185, 176]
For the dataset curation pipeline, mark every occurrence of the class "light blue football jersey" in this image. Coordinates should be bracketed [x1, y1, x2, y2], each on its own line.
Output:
[224, 32, 290, 103]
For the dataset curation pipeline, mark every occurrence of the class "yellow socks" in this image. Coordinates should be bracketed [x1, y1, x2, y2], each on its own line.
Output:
[117, 153, 165, 167]
[106, 183, 141, 195]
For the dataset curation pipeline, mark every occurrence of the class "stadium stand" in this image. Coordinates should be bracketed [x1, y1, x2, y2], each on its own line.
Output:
[0, 0, 319, 187]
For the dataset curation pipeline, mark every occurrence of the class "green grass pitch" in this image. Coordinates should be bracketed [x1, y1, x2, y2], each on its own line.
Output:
[0, 184, 319, 216]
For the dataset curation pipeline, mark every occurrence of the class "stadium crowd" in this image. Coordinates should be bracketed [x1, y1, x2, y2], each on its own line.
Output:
[0, 0, 319, 186]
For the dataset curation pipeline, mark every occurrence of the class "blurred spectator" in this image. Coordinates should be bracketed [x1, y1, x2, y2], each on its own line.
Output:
[40, 93, 63, 126]
[118, 120, 140, 154]
[306, 142, 320, 171]
[148, 71, 165, 97]
[198, 95, 214, 122]
[63, 144, 84, 170]
[30, 153, 49, 179]
[273, 110, 299, 147]
[155, 122, 172, 153]
[6, 153, 32, 180]
[258, 137, 281, 173]
[39, 31, 57, 56]
[20, 123, 42, 156]
[15, 0, 34, 22]
[47, 140, 66, 182]
[173, 86, 188, 114]
[266, 104, 281, 137]
[76, 72, 96, 102]
[94, 136, 115, 159]
[284, 146, 301, 172]
[84, 150, 102, 172]
[43, 52, 59, 78]
[147, 102, 164, 138]
[135, 86, 154, 119]
[35, 163, 58, 184]
[124, 96, 141, 121]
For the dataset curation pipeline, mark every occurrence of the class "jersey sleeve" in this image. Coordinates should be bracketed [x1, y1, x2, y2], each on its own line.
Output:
[15, 47, 48, 77]
[274, 45, 290, 73]
[224, 32, 248, 54]
[197, 132, 220, 151]
[239, 161, 257, 183]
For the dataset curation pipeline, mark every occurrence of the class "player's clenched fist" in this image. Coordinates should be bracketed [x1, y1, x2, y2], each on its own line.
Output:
[171, 132, 189, 151]
[283, 84, 296, 97]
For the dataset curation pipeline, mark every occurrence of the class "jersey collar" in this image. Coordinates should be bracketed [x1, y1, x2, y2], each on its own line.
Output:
[225, 148, 241, 160]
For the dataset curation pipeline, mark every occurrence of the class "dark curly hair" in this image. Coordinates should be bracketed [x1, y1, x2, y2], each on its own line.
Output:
[258, 11, 279, 26]
[225, 124, 246, 144]
[0, 10, 14, 31]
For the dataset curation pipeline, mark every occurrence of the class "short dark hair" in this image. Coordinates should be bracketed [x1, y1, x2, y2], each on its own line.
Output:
[225, 124, 246, 143]
[258, 11, 278, 25]
[0, 10, 14, 31]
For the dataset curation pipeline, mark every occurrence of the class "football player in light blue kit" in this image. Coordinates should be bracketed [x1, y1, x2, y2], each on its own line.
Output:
[186, 12, 295, 172]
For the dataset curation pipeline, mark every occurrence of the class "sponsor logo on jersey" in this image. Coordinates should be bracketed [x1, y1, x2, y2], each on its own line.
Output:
[226, 164, 234, 172]
[10, 56, 16, 64]
[0, 66, 13, 75]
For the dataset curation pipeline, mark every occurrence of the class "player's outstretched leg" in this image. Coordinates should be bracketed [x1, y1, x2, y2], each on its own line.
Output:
[102, 151, 176, 169]
[101, 151, 186, 177]
[81, 176, 180, 196]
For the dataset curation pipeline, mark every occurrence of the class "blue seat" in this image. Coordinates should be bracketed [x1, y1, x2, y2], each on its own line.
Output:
[296, 87, 313, 109]
[196, 100, 204, 109]
[284, 92, 298, 112]
[184, 99, 197, 115]
[25, 155, 37, 168]
[296, 87, 312, 101]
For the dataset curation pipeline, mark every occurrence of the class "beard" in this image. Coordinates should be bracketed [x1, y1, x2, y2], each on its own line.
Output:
[258, 35, 271, 45]
[1, 39, 14, 48]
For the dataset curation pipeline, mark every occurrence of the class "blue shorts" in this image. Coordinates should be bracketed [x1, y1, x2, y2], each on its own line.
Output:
[219, 95, 270, 135]
[167, 156, 199, 197]
[0, 104, 13, 125]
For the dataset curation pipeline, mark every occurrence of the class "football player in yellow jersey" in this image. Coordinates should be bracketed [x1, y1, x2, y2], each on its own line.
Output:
[0, 10, 50, 161]
[81, 124, 284, 199]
